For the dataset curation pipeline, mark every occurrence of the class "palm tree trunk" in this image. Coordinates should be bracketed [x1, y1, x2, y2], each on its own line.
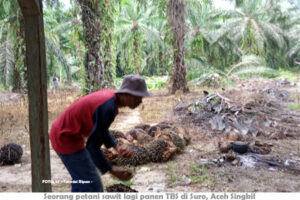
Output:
[158, 45, 167, 76]
[103, 32, 113, 86]
[167, 0, 189, 94]
[78, 0, 104, 93]
[12, 32, 22, 92]
[18, 11, 27, 92]
[12, 65, 21, 92]
[158, 49, 163, 75]
[102, 0, 113, 87]
[133, 31, 139, 74]
[3, 41, 11, 89]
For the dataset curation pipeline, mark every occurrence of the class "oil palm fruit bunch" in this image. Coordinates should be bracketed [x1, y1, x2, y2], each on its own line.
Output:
[0, 143, 23, 165]
[145, 139, 168, 162]
[110, 130, 127, 139]
[112, 144, 150, 166]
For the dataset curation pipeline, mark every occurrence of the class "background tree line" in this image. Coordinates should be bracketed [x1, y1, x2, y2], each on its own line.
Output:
[0, 0, 300, 94]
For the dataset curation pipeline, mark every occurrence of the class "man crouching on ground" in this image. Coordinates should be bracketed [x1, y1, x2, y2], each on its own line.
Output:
[49, 74, 150, 192]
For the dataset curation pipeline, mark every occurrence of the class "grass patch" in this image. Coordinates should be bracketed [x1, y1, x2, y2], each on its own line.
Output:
[187, 164, 217, 185]
[278, 69, 297, 83]
[145, 76, 168, 90]
[167, 162, 178, 187]
[122, 179, 134, 187]
[288, 104, 300, 110]
[113, 76, 168, 90]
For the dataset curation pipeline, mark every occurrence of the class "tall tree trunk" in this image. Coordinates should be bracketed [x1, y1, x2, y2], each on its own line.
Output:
[12, 35, 21, 92]
[132, 26, 140, 75]
[133, 33, 139, 74]
[12, 66, 21, 92]
[3, 41, 12, 89]
[18, 0, 51, 192]
[131, 20, 140, 75]
[167, 0, 189, 94]
[158, 46, 164, 75]
[102, 0, 114, 87]
[78, 0, 104, 93]
[19, 12, 27, 92]
[103, 32, 113, 87]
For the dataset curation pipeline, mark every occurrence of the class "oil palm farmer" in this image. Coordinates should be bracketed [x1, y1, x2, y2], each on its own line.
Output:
[49, 74, 150, 192]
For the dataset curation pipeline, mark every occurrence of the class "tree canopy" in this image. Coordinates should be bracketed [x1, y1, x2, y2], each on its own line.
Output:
[0, 0, 299, 92]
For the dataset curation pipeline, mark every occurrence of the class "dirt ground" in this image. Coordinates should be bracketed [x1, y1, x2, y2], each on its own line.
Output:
[0, 77, 299, 192]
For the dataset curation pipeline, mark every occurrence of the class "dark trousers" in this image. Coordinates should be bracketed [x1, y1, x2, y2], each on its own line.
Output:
[58, 149, 104, 192]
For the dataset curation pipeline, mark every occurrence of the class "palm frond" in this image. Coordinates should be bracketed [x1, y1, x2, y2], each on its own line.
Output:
[243, 0, 264, 15]
[188, 72, 212, 86]
[186, 57, 209, 71]
[54, 21, 73, 35]
[139, 25, 163, 47]
[259, 21, 286, 49]
[0, 40, 14, 87]
[186, 1, 212, 28]
[211, 17, 245, 45]
[70, 65, 81, 75]
[287, 42, 300, 58]
[286, 25, 300, 40]
[209, 8, 242, 20]
[117, 29, 133, 47]
[249, 19, 265, 50]
[227, 54, 278, 78]
[45, 36, 71, 81]
[227, 54, 266, 76]
[233, 66, 278, 78]
[115, 18, 132, 27]
[186, 57, 227, 81]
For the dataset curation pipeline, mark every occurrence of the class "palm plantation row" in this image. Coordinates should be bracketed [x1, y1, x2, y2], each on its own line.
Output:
[0, 0, 299, 94]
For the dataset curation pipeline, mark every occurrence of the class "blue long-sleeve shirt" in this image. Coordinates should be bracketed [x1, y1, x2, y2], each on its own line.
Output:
[86, 98, 117, 174]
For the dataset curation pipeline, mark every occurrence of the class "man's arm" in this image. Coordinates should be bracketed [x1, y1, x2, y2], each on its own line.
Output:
[86, 98, 117, 174]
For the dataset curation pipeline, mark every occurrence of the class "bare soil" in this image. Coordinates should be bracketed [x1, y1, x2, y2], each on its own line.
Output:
[0, 78, 299, 192]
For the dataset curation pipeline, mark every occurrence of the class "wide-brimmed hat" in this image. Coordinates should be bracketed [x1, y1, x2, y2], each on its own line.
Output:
[116, 74, 151, 97]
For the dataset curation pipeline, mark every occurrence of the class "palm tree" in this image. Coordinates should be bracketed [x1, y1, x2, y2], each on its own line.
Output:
[114, 0, 162, 74]
[1, 0, 73, 91]
[167, 0, 189, 94]
[151, 0, 176, 76]
[144, 19, 169, 76]
[43, 4, 72, 84]
[0, 22, 14, 89]
[214, 0, 288, 69]
[77, 0, 104, 93]
[185, 1, 215, 69]
[287, 37, 300, 67]
[185, 0, 242, 72]
[186, 0, 215, 42]
[0, 0, 24, 91]
[277, 5, 300, 67]
[100, 0, 115, 87]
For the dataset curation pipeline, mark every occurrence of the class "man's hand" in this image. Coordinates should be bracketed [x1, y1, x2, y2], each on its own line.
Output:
[109, 166, 133, 181]
[115, 144, 134, 159]
[119, 148, 134, 158]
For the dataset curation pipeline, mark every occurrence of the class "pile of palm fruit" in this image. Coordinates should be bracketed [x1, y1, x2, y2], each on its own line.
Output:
[104, 121, 190, 166]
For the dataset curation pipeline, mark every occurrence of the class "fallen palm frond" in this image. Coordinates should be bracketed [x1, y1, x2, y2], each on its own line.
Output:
[227, 54, 278, 78]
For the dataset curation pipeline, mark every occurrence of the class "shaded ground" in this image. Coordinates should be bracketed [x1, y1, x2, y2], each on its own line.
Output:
[0, 77, 299, 192]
